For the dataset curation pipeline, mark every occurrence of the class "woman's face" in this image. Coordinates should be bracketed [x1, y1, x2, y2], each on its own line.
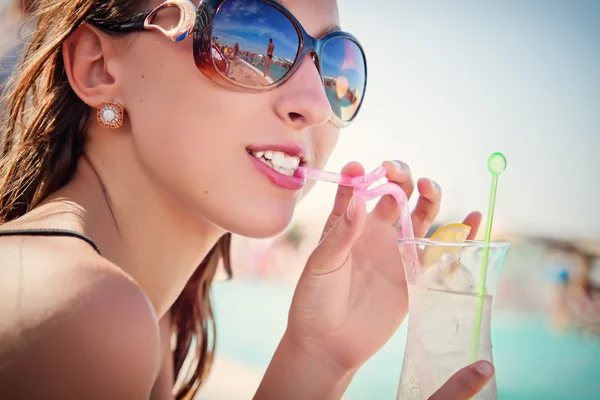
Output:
[118, 0, 344, 238]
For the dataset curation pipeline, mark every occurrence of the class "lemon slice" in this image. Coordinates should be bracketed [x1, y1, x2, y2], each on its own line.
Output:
[422, 223, 471, 266]
[429, 223, 472, 241]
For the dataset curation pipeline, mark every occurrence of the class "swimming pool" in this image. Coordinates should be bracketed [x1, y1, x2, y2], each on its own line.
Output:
[210, 280, 600, 399]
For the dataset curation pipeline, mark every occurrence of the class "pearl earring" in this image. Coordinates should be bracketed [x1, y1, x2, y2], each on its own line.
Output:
[97, 101, 124, 129]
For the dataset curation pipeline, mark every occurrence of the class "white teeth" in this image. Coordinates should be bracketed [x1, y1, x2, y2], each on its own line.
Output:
[277, 167, 294, 176]
[250, 149, 301, 177]
[272, 151, 285, 167]
[270, 151, 300, 169]
[285, 154, 300, 169]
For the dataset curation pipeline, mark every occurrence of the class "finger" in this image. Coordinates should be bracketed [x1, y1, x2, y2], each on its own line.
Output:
[371, 160, 415, 224]
[463, 211, 483, 240]
[411, 178, 442, 238]
[429, 361, 495, 400]
[309, 195, 367, 275]
[321, 162, 365, 241]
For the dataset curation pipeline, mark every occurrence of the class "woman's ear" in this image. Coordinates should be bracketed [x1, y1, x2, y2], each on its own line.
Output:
[62, 24, 126, 108]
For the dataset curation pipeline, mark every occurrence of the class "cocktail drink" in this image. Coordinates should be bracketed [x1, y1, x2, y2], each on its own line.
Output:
[396, 225, 510, 400]
[295, 152, 510, 400]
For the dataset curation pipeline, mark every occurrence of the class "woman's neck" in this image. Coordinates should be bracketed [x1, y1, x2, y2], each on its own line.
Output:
[35, 128, 226, 318]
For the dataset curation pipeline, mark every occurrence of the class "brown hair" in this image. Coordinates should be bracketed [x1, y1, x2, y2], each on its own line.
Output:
[0, 1, 231, 398]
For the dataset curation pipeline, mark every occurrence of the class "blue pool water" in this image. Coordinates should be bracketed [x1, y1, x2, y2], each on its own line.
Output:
[211, 280, 600, 400]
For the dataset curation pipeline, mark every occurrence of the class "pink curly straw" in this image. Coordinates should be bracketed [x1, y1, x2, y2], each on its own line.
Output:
[297, 166, 419, 283]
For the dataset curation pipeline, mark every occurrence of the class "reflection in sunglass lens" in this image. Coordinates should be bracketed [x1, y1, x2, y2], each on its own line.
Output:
[211, 0, 300, 87]
[321, 38, 366, 123]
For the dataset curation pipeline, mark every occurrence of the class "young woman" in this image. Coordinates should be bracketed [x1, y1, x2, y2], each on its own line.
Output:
[0, 0, 492, 398]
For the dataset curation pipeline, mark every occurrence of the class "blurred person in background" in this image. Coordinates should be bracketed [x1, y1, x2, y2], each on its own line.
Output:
[0, 0, 493, 399]
[552, 254, 600, 337]
[568, 257, 600, 337]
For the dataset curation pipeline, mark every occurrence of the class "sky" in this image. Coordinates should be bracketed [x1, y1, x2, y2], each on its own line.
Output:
[293, 0, 600, 242]
[213, 0, 299, 60]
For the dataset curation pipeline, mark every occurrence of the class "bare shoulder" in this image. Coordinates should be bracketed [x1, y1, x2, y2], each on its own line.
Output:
[0, 236, 161, 399]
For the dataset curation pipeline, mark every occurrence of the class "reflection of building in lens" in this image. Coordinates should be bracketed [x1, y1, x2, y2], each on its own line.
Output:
[323, 76, 336, 88]
[283, 58, 294, 71]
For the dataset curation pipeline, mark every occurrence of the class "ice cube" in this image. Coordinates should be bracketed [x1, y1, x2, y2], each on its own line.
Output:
[443, 261, 475, 293]
[435, 253, 475, 293]
[416, 261, 446, 290]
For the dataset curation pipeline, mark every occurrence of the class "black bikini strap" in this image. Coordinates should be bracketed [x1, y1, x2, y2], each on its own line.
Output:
[0, 229, 101, 255]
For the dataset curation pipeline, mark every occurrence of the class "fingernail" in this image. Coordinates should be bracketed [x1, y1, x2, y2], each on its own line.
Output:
[428, 179, 439, 191]
[346, 196, 356, 220]
[390, 160, 406, 172]
[475, 361, 494, 377]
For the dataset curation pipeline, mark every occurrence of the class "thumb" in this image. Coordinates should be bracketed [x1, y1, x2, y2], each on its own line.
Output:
[428, 360, 495, 400]
[308, 195, 367, 275]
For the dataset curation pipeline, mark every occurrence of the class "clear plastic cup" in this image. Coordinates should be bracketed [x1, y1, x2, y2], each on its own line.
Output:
[396, 239, 510, 400]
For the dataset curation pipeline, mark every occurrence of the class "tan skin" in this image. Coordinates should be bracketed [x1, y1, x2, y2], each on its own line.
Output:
[0, 0, 493, 398]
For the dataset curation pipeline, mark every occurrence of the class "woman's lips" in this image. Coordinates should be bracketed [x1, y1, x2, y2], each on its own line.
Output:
[248, 154, 305, 190]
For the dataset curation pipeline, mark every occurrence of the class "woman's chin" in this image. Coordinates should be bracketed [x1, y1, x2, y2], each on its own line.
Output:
[238, 217, 294, 239]
[219, 209, 296, 239]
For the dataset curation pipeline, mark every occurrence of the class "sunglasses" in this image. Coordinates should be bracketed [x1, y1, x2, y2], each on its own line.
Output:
[92, 0, 367, 128]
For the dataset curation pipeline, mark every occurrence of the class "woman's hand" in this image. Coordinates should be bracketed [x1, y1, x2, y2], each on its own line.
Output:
[255, 160, 483, 400]
[287, 160, 481, 372]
